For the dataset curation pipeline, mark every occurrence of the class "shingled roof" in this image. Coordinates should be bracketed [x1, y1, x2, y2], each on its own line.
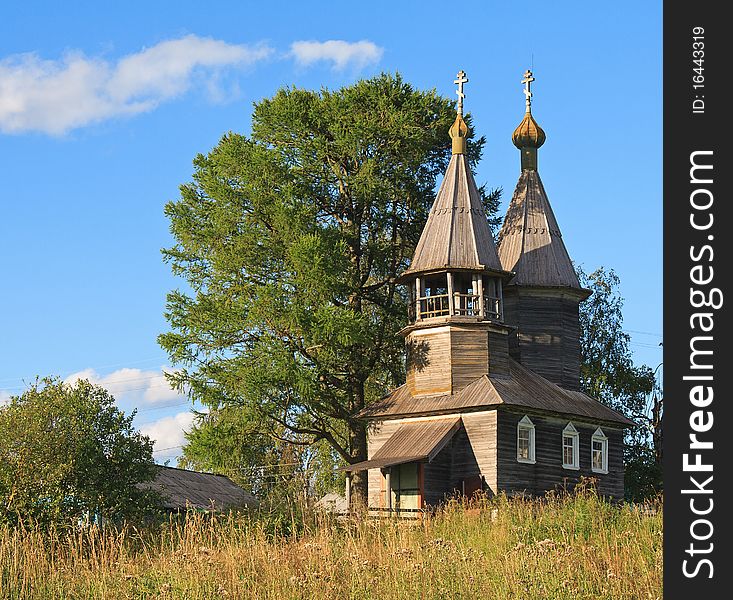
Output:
[358, 358, 632, 426]
[343, 417, 462, 472]
[497, 170, 585, 290]
[404, 153, 505, 276]
[141, 465, 258, 511]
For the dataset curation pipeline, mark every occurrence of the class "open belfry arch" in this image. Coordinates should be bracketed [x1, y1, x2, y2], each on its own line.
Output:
[343, 71, 632, 516]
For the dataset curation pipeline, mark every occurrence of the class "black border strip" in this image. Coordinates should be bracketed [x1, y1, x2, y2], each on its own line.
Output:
[663, 2, 731, 597]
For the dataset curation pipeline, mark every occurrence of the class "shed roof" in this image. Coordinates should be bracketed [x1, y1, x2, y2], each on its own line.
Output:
[141, 465, 258, 511]
[497, 169, 585, 291]
[315, 493, 348, 514]
[358, 359, 632, 426]
[404, 153, 505, 276]
[343, 417, 462, 472]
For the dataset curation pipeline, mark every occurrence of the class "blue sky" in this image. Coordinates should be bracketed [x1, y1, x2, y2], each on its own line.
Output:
[0, 1, 662, 463]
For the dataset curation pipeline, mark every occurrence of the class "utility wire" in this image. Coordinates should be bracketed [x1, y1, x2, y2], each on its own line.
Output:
[0, 355, 171, 385]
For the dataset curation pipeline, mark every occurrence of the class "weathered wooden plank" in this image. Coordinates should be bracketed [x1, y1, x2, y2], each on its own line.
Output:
[406, 327, 453, 396]
[502, 289, 582, 390]
[496, 410, 624, 498]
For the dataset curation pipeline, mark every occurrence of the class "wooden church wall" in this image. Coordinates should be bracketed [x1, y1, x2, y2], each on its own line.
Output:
[459, 411, 498, 493]
[406, 324, 511, 397]
[366, 419, 400, 508]
[503, 291, 581, 391]
[487, 330, 510, 377]
[406, 326, 452, 396]
[422, 434, 458, 505]
[449, 327, 489, 391]
[496, 410, 624, 498]
[366, 411, 500, 508]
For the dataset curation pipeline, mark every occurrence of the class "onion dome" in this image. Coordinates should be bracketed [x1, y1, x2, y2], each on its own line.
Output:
[449, 114, 469, 155]
[511, 69, 545, 170]
[512, 112, 546, 149]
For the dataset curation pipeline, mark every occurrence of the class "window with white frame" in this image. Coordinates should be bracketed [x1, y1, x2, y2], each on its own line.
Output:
[562, 422, 579, 469]
[516, 416, 535, 463]
[591, 427, 609, 473]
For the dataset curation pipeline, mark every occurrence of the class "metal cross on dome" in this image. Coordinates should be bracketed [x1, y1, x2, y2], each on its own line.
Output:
[522, 69, 535, 111]
[454, 70, 468, 116]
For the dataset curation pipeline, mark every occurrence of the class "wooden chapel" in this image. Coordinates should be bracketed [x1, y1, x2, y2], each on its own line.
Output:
[343, 70, 632, 514]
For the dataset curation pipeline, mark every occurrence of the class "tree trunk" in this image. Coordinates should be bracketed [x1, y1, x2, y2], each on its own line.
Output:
[348, 419, 369, 509]
[347, 377, 369, 509]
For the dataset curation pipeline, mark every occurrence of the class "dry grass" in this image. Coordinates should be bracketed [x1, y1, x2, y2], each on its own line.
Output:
[0, 491, 661, 599]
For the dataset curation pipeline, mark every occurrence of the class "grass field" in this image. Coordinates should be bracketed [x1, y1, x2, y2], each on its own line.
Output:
[0, 490, 661, 599]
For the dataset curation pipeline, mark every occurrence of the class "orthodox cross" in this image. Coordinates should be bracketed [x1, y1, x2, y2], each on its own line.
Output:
[454, 70, 468, 116]
[522, 69, 535, 112]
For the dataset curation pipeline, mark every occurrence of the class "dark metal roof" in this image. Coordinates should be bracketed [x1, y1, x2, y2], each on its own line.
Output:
[358, 358, 632, 426]
[343, 417, 462, 472]
[404, 153, 504, 276]
[141, 465, 258, 511]
[497, 170, 587, 292]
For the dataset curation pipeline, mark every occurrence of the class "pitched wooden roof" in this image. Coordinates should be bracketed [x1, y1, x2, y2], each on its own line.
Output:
[497, 169, 584, 290]
[142, 465, 258, 511]
[404, 153, 504, 276]
[343, 417, 462, 472]
[358, 358, 632, 426]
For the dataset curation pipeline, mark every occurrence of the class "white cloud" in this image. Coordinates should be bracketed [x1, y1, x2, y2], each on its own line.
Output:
[64, 366, 184, 408]
[0, 35, 272, 135]
[139, 410, 196, 457]
[0, 390, 11, 407]
[290, 40, 383, 70]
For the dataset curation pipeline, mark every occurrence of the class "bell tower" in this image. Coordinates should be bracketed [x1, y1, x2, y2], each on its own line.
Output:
[398, 71, 514, 397]
[497, 70, 590, 390]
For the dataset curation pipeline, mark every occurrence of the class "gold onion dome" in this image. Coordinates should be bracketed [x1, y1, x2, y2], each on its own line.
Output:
[512, 112, 546, 149]
[449, 114, 469, 154]
[512, 69, 545, 170]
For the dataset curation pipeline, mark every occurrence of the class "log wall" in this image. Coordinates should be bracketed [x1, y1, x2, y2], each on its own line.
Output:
[406, 324, 512, 396]
[496, 410, 625, 498]
[503, 289, 582, 391]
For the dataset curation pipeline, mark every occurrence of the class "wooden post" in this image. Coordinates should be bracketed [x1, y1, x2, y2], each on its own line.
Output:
[345, 473, 351, 514]
[385, 468, 392, 513]
[415, 277, 423, 320]
[417, 463, 424, 511]
[477, 274, 485, 317]
[497, 278, 503, 320]
[446, 272, 455, 316]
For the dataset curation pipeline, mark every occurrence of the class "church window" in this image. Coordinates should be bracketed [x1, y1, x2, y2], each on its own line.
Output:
[591, 428, 608, 473]
[516, 415, 535, 464]
[562, 422, 579, 469]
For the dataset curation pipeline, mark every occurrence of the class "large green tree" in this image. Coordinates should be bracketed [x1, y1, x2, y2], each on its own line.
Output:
[160, 73, 499, 504]
[0, 378, 158, 527]
[577, 266, 661, 500]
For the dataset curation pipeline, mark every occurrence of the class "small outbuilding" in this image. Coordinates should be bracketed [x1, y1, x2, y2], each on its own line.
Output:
[142, 465, 257, 512]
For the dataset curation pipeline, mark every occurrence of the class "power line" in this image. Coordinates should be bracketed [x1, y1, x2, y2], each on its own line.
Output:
[623, 329, 662, 337]
[0, 355, 171, 385]
[0, 369, 179, 392]
[152, 445, 184, 453]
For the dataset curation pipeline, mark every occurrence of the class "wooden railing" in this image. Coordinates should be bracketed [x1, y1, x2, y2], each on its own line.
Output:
[484, 295, 502, 320]
[412, 293, 502, 320]
[367, 507, 425, 519]
[417, 293, 450, 318]
[452, 292, 480, 316]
